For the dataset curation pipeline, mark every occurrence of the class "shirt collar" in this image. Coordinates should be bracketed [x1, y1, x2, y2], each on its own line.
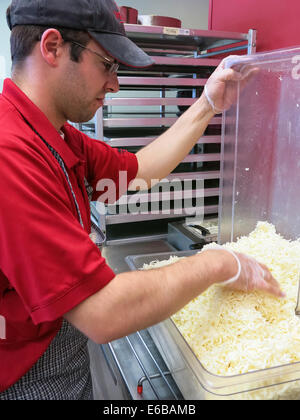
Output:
[2, 78, 80, 169]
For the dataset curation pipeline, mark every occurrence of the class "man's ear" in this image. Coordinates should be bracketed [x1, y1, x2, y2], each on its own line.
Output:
[40, 29, 65, 67]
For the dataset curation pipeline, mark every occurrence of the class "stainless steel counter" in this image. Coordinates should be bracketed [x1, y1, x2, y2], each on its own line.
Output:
[92, 239, 183, 400]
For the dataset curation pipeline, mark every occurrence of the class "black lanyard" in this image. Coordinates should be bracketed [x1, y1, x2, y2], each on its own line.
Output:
[23, 120, 84, 229]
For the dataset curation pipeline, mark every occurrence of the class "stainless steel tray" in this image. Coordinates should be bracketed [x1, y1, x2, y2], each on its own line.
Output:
[125, 250, 196, 271]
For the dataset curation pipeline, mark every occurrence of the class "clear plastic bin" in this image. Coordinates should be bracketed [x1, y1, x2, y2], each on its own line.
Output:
[126, 250, 300, 400]
[127, 250, 300, 400]
[127, 47, 300, 399]
[219, 47, 300, 243]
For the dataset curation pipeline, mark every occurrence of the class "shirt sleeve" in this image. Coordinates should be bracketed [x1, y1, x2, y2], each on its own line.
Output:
[0, 133, 116, 325]
[75, 129, 139, 203]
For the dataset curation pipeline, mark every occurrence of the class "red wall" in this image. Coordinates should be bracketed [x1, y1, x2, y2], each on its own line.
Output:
[209, 0, 300, 52]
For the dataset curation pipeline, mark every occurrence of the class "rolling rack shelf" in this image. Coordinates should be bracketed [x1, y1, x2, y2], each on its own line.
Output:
[83, 25, 257, 400]
[83, 24, 257, 246]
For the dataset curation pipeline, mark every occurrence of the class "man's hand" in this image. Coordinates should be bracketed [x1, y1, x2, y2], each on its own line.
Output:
[204, 246, 285, 298]
[203, 56, 258, 114]
[223, 251, 285, 298]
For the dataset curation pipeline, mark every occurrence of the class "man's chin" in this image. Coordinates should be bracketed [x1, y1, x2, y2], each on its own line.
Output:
[68, 112, 98, 125]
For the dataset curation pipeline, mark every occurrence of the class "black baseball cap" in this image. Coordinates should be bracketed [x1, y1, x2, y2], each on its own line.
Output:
[7, 0, 155, 68]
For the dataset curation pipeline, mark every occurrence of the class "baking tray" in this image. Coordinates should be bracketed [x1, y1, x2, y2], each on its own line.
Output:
[125, 250, 300, 400]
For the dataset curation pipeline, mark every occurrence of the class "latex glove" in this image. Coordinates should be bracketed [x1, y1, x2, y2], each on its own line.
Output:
[206, 245, 285, 298]
[204, 55, 258, 114]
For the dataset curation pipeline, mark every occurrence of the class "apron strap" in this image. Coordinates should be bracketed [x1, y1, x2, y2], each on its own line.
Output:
[24, 122, 84, 229]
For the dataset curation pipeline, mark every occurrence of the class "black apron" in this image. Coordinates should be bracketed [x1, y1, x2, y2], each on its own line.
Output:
[0, 320, 93, 400]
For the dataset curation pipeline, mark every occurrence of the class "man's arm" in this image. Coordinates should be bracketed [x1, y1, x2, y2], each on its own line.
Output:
[64, 249, 235, 343]
[130, 95, 214, 190]
[64, 249, 283, 344]
[129, 57, 256, 190]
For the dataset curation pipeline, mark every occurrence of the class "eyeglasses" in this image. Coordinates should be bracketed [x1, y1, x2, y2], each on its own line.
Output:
[69, 41, 120, 74]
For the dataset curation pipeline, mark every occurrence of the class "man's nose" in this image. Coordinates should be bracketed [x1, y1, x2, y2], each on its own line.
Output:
[105, 72, 119, 94]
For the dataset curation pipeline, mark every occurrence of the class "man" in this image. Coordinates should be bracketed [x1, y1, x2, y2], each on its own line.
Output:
[0, 0, 283, 400]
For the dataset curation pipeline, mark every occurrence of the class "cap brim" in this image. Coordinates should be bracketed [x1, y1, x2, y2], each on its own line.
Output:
[89, 31, 155, 68]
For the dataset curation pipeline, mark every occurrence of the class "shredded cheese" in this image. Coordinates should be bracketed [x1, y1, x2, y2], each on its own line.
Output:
[142, 222, 300, 399]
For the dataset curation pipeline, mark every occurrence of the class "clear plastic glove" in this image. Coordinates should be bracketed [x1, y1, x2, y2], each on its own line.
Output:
[204, 55, 258, 114]
[206, 245, 285, 298]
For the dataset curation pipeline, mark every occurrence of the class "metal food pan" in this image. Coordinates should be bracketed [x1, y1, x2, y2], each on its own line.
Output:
[125, 250, 196, 272]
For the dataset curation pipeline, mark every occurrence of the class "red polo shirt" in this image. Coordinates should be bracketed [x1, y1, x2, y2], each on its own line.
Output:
[0, 79, 138, 392]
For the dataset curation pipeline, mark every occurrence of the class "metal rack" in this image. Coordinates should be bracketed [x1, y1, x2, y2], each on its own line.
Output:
[106, 329, 183, 400]
[83, 25, 257, 245]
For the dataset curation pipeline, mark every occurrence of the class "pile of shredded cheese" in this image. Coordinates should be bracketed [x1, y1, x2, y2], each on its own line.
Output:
[142, 222, 300, 399]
